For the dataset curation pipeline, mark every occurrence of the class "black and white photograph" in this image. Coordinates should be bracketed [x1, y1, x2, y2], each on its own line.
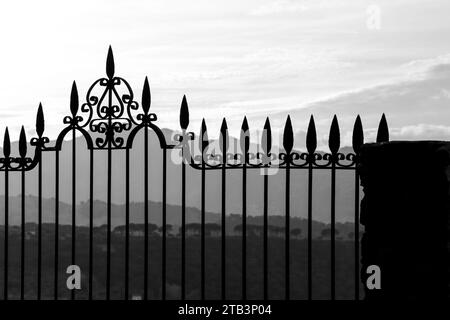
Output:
[0, 0, 448, 317]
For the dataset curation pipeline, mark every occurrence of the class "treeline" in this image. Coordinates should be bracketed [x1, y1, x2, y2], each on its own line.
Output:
[0, 222, 358, 240]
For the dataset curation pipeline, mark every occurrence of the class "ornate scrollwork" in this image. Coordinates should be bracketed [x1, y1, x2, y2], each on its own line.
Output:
[76, 47, 140, 149]
[186, 148, 357, 170]
[0, 156, 34, 171]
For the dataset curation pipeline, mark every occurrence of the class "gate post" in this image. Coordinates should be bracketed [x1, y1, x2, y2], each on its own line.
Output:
[358, 141, 449, 300]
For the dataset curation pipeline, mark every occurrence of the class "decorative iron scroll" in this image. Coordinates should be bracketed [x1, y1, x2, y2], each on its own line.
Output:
[0, 47, 390, 172]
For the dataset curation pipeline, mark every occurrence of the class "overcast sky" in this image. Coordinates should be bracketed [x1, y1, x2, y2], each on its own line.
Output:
[0, 0, 450, 149]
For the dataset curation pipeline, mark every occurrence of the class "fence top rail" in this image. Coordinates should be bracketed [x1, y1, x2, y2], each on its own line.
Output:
[0, 47, 390, 172]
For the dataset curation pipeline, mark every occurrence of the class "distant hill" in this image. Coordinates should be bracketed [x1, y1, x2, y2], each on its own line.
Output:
[0, 128, 359, 223]
[0, 195, 357, 239]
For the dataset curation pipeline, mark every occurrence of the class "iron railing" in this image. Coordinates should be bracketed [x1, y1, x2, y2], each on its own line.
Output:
[0, 47, 389, 300]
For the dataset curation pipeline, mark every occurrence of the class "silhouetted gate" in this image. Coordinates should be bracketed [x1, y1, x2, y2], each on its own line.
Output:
[0, 47, 389, 300]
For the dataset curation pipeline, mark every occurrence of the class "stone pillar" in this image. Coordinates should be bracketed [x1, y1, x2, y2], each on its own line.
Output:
[358, 141, 449, 300]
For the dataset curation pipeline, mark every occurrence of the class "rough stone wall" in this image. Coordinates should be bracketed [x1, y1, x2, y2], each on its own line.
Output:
[358, 141, 449, 300]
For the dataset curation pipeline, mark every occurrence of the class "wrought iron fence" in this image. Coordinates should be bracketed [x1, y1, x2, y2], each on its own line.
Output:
[0, 47, 389, 300]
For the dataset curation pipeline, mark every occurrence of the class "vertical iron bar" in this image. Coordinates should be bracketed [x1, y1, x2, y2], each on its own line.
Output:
[106, 91, 112, 300]
[331, 160, 336, 300]
[106, 144, 111, 300]
[4, 162, 8, 300]
[37, 153, 42, 300]
[54, 151, 59, 300]
[354, 169, 360, 300]
[125, 148, 130, 300]
[201, 155, 206, 300]
[285, 162, 290, 300]
[221, 152, 226, 300]
[71, 128, 76, 300]
[242, 162, 247, 300]
[263, 168, 268, 300]
[21, 164, 25, 300]
[181, 151, 186, 300]
[89, 149, 93, 300]
[162, 149, 167, 300]
[144, 125, 149, 300]
[307, 161, 313, 300]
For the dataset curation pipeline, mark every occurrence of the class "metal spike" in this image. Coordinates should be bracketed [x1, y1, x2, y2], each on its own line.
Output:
[3, 127, 10, 158]
[283, 115, 294, 154]
[199, 118, 209, 152]
[306, 115, 317, 154]
[241, 116, 249, 132]
[142, 77, 151, 114]
[106, 46, 115, 79]
[376, 113, 389, 143]
[70, 81, 79, 117]
[240, 116, 250, 154]
[19, 126, 27, 158]
[352, 115, 364, 153]
[219, 118, 229, 154]
[180, 95, 189, 130]
[328, 115, 340, 154]
[36, 103, 45, 137]
[261, 117, 272, 154]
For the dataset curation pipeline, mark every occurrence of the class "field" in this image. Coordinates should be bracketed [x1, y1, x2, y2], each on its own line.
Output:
[0, 231, 362, 300]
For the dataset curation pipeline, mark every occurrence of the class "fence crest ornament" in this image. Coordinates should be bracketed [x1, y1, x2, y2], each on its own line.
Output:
[72, 46, 141, 148]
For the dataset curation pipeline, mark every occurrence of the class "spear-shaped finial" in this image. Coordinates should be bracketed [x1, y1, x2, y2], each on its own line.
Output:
[219, 118, 229, 154]
[180, 95, 189, 130]
[199, 118, 209, 152]
[328, 115, 340, 154]
[106, 46, 115, 79]
[261, 117, 272, 155]
[3, 127, 10, 158]
[352, 115, 364, 153]
[19, 126, 27, 158]
[240, 116, 250, 154]
[36, 103, 45, 137]
[376, 113, 389, 143]
[70, 81, 79, 117]
[283, 115, 293, 154]
[142, 76, 151, 114]
[306, 115, 317, 154]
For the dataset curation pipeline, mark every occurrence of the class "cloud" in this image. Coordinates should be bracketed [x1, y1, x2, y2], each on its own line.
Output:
[255, 54, 450, 148]
[189, 51, 450, 149]
[398, 54, 450, 80]
[338, 124, 450, 150]
[309, 58, 450, 119]
[158, 47, 352, 86]
[389, 124, 450, 141]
